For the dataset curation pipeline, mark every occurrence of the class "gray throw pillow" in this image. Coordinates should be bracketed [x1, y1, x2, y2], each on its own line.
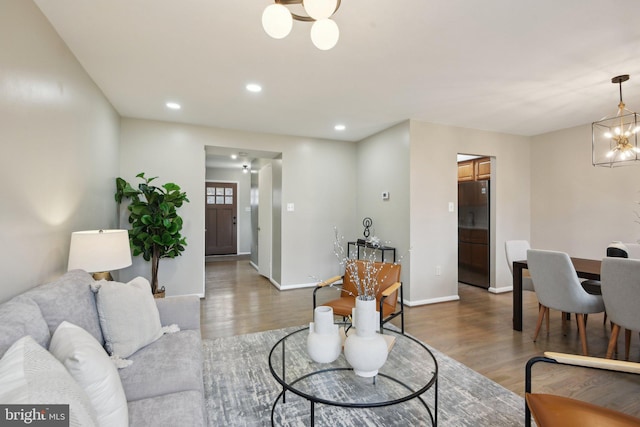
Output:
[92, 277, 163, 358]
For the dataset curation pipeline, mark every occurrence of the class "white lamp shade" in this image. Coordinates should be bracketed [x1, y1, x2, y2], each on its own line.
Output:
[310, 19, 339, 50]
[303, 0, 338, 20]
[262, 4, 293, 39]
[68, 230, 132, 273]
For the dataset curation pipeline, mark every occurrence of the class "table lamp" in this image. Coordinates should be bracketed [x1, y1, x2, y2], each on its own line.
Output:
[67, 229, 132, 280]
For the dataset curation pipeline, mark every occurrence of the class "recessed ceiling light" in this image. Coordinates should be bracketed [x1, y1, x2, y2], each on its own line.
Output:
[246, 83, 262, 93]
[230, 154, 238, 160]
[166, 102, 181, 110]
[334, 124, 346, 131]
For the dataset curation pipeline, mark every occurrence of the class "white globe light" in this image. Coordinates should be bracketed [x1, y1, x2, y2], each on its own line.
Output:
[310, 19, 339, 50]
[262, 4, 293, 39]
[303, 0, 338, 20]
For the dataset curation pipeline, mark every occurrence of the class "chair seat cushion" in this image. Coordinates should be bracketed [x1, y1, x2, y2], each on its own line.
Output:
[526, 393, 640, 427]
[324, 297, 395, 318]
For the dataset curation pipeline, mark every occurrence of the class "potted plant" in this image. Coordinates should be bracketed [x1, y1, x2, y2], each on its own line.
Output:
[115, 172, 189, 296]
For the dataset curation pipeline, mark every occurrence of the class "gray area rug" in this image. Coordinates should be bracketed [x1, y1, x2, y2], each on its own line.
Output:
[203, 327, 526, 426]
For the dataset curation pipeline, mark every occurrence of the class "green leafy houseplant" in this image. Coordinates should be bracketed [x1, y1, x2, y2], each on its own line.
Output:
[115, 173, 189, 295]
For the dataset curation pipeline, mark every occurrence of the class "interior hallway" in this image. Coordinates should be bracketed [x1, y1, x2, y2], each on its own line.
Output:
[200, 257, 640, 417]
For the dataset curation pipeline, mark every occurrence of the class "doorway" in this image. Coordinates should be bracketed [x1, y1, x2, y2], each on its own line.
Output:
[204, 146, 282, 284]
[457, 154, 495, 290]
[205, 182, 237, 255]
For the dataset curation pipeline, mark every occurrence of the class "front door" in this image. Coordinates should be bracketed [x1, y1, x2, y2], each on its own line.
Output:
[205, 182, 237, 255]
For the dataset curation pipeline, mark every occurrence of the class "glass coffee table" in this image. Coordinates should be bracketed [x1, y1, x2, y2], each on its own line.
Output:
[268, 326, 438, 426]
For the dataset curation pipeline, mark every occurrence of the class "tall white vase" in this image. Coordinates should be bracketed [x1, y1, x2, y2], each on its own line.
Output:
[344, 297, 388, 377]
[307, 306, 341, 364]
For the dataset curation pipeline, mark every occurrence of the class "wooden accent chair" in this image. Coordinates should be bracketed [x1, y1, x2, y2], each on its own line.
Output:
[601, 257, 640, 360]
[525, 352, 640, 427]
[526, 249, 605, 356]
[313, 260, 403, 333]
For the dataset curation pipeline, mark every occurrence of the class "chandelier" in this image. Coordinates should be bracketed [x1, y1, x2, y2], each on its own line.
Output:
[592, 75, 640, 167]
[262, 0, 341, 50]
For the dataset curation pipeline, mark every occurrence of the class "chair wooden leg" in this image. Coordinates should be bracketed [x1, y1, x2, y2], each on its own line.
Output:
[533, 305, 547, 342]
[606, 323, 621, 359]
[625, 329, 632, 361]
[576, 313, 588, 356]
[545, 307, 549, 334]
[574, 313, 589, 329]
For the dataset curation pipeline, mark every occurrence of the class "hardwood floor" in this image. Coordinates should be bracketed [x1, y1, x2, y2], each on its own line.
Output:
[200, 258, 640, 417]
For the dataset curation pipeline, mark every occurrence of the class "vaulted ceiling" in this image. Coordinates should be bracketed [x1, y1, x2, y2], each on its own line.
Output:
[34, 0, 640, 142]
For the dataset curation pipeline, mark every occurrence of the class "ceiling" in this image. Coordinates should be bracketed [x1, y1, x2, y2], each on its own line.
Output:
[34, 0, 640, 143]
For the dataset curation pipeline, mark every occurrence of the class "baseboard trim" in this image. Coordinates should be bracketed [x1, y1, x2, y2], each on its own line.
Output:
[488, 286, 513, 294]
[272, 281, 317, 291]
[249, 261, 258, 271]
[166, 292, 205, 299]
[404, 295, 460, 306]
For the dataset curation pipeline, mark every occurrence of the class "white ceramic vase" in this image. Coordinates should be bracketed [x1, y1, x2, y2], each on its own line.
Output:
[307, 306, 342, 364]
[344, 297, 388, 377]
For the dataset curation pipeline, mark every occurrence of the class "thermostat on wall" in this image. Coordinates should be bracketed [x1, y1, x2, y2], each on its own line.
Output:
[381, 191, 389, 200]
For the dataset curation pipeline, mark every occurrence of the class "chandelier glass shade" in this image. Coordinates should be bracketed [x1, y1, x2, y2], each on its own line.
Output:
[262, 0, 341, 50]
[592, 75, 640, 167]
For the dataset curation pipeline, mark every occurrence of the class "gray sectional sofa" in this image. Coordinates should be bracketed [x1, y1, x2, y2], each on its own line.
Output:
[0, 269, 206, 426]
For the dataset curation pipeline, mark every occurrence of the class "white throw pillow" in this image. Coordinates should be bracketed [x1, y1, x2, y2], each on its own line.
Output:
[50, 321, 129, 427]
[0, 336, 98, 427]
[92, 277, 163, 358]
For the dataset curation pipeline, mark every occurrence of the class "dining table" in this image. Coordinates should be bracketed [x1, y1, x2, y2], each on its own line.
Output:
[512, 257, 602, 331]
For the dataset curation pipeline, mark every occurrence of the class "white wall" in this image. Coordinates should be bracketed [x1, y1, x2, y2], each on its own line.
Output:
[205, 167, 252, 254]
[118, 119, 206, 296]
[531, 124, 640, 258]
[0, 0, 120, 302]
[408, 120, 531, 304]
[356, 122, 411, 296]
[119, 118, 357, 293]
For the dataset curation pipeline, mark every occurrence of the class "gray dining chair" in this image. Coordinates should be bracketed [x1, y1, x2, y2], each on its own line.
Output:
[506, 240, 550, 332]
[526, 249, 605, 356]
[505, 240, 535, 292]
[607, 242, 640, 259]
[601, 257, 640, 360]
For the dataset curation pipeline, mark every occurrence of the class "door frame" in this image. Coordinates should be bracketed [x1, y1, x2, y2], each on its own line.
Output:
[258, 164, 273, 280]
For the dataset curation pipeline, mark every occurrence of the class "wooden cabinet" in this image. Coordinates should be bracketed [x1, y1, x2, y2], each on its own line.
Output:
[475, 158, 491, 180]
[457, 161, 475, 181]
[458, 157, 491, 182]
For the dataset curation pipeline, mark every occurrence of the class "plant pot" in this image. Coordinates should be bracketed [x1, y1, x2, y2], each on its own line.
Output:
[307, 306, 341, 364]
[344, 297, 388, 377]
[153, 286, 166, 299]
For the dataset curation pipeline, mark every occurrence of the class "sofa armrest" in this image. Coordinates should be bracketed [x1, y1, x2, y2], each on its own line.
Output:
[155, 296, 201, 332]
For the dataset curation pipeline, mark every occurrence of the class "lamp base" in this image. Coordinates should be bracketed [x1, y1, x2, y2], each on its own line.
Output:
[92, 271, 113, 281]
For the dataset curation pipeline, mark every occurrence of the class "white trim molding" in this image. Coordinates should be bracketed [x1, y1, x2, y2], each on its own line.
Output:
[403, 294, 460, 306]
[488, 286, 513, 294]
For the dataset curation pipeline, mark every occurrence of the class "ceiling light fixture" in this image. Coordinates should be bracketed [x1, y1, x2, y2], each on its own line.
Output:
[592, 75, 640, 167]
[334, 124, 346, 131]
[262, 0, 341, 50]
[242, 164, 250, 174]
[246, 83, 262, 93]
[166, 102, 181, 110]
